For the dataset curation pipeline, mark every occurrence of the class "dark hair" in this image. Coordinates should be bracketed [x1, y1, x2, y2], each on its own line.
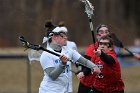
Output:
[96, 24, 110, 33]
[45, 20, 56, 29]
[44, 20, 56, 37]
[58, 21, 65, 27]
[99, 35, 114, 47]
[48, 37, 52, 43]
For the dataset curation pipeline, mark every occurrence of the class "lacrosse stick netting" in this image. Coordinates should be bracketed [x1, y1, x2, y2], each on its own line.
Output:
[80, 0, 94, 18]
[28, 49, 42, 63]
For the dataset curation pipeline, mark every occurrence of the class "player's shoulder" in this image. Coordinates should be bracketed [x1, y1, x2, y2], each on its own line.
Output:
[86, 42, 98, 49]
[66, 41, 77, 50]
[62, 46, 77, 55]
[86, 43, 94, 49]
[67, 41, 76, 45]
[63, 46, 73, 51]
[88, 44, 94, 47]
[40, 51, 48, 57]
[41, 49, 54, 57]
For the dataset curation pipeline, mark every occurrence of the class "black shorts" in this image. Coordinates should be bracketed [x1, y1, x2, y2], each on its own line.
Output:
[77, 82, 91, 93]
[90, 87, 124, 93]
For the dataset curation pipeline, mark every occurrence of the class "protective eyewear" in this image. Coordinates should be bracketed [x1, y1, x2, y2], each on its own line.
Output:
[59, 33, 67, 38]
[99, 42, 110, 46]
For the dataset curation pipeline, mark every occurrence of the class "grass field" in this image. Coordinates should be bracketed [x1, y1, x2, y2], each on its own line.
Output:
[0, 48, 140, 93]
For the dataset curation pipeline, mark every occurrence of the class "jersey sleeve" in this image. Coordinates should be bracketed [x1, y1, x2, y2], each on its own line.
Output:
[40, 52, 55, 70]
[67, 41, 78, 51]
[71, 50, 81, 62]
[71, 42, 78, 51]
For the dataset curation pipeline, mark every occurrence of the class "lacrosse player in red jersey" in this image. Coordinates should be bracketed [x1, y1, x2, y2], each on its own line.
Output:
[39, 26, 101, 93]
[77, 24, 110, 93]
[90, 35, 124, 93]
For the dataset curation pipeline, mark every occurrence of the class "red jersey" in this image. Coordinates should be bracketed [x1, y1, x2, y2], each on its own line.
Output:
[91, 51, 125, 93]
[85, 42, 98, 57]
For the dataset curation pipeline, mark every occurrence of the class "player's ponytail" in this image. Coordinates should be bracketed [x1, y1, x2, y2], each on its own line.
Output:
[58, 21, 65, 27]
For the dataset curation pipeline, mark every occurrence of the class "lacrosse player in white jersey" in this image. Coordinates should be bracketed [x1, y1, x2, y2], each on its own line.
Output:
[39, 26, 101, 93]
[42, 21, 77, 93]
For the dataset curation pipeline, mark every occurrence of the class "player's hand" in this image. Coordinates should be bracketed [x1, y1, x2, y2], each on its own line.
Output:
[92, 66, 101, 74]
[60, 55, 68, 65]
[94, 49, 101, 57]
[134, 53, 140, 60]
[77, 72, 84, 80]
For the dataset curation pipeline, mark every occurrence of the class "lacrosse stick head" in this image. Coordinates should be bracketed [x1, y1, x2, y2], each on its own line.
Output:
[28, 49, 42, 63]
[19, 36, 30, 49]
[80, 0, 94, 18]
[19, 36, 41, 51]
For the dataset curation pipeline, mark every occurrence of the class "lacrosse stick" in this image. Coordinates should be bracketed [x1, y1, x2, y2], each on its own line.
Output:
[19, 36, 62, 57]
[19, 36, 98, 69]
[19, 36, 80, 74]
[110, 33, 134, 56]
[80, 0, 96, 49]
[28, 49, 42, 63]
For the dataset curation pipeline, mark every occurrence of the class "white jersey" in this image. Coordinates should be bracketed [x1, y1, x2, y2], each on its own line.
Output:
[39, 45, 80, 93]
[66, 41, 77, 51]
[42, 37, 77, 92]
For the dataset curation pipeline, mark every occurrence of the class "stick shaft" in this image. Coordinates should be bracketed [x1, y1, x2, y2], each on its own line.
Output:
[40, 47, 61, 57]
[89, 18, 96, 50]
[124, 48, 134, 56]
[40, 47, 76, 64]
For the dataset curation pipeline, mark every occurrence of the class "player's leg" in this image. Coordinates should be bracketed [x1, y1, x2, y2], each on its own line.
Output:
[77, 82, 91, 93]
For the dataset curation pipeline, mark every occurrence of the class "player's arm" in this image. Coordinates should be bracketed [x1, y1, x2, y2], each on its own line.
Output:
[44, 64, 65, 80]
[77, 55, 91, 76]
[82, 44, 94, 75]
[134, 53, 140, 59]
[76, 44, 94, 75]
[44, 55, 67, 80]
[77, 56, 100, 74]
[100, 51, 116, 64]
